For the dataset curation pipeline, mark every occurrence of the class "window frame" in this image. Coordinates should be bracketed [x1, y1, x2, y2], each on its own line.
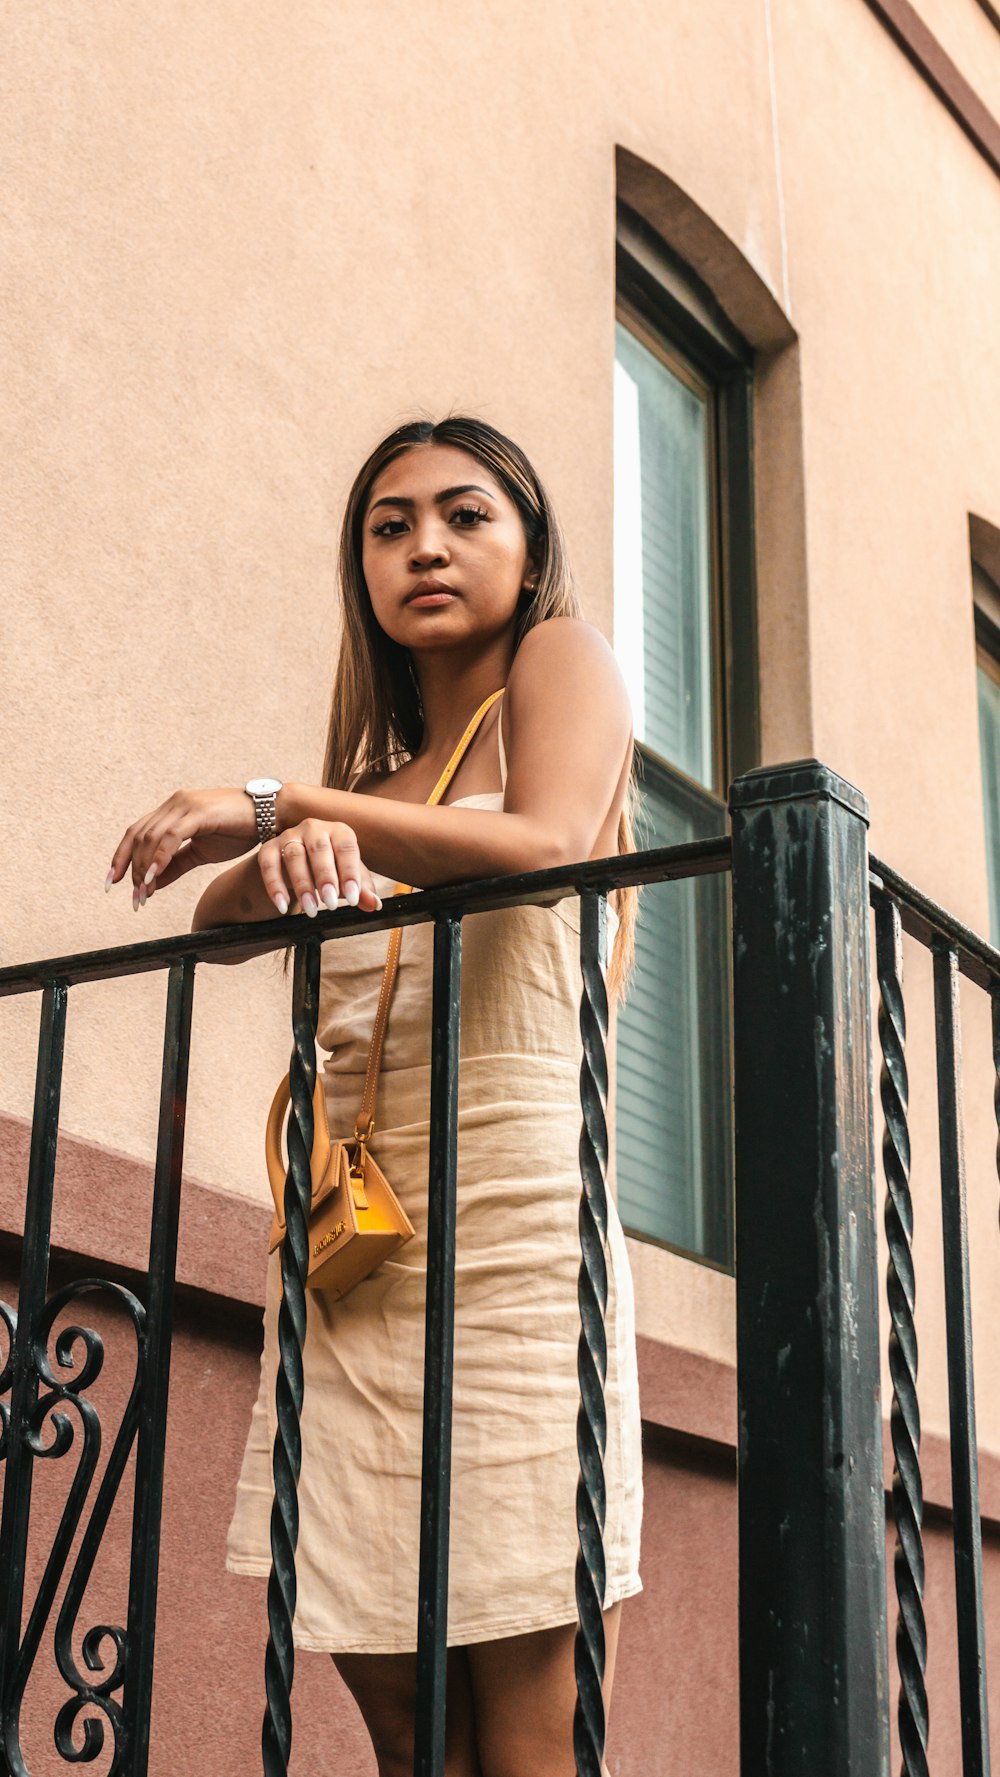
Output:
[973, 561, 1000, 663]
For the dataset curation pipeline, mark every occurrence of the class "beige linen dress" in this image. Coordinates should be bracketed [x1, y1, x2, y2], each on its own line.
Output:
[225, 717, 644, 1653]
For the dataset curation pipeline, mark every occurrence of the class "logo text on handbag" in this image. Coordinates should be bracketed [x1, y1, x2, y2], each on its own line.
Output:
[313, 1222, 347, 1257]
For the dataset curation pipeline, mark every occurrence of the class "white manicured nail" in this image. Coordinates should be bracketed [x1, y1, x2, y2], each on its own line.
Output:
[343, 879, 360, 906]
[320, 883, 339, 909]
[104, 870, 114, 893]
[275, 894, 289, 916]
[143, 863, 158, 886]
[301, 892, 318, 918]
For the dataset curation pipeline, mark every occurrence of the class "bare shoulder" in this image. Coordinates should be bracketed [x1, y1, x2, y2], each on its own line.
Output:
[510, 613, 617, 670]
[507, 616, 632, 728]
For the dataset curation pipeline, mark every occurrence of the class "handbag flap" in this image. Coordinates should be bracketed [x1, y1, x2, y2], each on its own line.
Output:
[268, 1142, 353, 1254]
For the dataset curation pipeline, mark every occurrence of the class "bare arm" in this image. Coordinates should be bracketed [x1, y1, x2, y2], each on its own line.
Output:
[270, 618, 633, 891]
[110, 617, 630, 935]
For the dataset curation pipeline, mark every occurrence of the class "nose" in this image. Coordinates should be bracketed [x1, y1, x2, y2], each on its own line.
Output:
[408, 518, 450, 571]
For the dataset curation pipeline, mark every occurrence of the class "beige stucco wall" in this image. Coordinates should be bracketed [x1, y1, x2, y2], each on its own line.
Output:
[3, 0, 1000, 1455]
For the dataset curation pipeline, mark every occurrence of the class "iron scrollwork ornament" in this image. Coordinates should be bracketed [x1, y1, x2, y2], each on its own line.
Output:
[0, 1299, 17, 1463]
[2, 1279, 145, 1776]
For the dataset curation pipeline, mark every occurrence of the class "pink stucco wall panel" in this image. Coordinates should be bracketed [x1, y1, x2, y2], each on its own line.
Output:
[608, 1432, 738, 1774]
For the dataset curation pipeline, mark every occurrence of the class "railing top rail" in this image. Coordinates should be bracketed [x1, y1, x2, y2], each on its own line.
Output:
[0, 836, 733, 998]
[870, 852, 1000, 991]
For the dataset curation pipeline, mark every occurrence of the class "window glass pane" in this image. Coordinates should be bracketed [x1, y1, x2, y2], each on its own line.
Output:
[977, 660, 1000, 945]
[615, 761, 733, 1268]
[613, 320, 714, 789]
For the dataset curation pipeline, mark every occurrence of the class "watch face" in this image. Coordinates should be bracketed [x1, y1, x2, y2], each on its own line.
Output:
[246, 777, 282, 797]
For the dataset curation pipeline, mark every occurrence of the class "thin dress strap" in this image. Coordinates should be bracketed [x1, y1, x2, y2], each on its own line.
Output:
[497, 701, 508, 791]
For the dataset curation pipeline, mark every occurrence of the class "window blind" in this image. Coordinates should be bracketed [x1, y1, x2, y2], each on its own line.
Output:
[977, 660, 1000, 946]
[613, 319, 732, 1266]
[613, 322, 713, 787]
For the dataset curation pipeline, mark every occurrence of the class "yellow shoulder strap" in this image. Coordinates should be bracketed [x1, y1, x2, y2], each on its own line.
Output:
[353, 687, 506, 1145]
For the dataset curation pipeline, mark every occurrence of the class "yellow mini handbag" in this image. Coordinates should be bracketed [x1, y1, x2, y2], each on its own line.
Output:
[265, 686, 506, 1299]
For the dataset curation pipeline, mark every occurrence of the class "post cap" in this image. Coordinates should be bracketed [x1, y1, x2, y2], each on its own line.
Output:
[728, 759, 869, 825]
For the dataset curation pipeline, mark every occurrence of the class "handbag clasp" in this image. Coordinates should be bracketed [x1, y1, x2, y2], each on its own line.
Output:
[349, 1123, 372, 1211]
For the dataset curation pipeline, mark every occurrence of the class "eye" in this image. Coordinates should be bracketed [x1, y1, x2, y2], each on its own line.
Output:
[450, 504, 490, 527]
[370, 516, 409, 537]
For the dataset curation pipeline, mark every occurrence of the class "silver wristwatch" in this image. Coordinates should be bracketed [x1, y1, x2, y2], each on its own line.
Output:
[244, 777, 283, 844]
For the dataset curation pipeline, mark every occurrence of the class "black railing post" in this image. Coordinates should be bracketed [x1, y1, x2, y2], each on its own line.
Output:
[413, 913, 462, 1777]
[123, 956, 196, 1775]
[933, 940, 991, 1774]
[729, 760, 890, 1777]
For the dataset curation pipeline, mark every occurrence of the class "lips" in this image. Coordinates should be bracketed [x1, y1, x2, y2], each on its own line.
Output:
[404, 580, 457, 605]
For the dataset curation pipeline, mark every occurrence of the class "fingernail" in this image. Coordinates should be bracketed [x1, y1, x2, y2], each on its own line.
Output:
[138, 883, 147, 907]
[275, 894, 289, 916]
[343, 879, 360, 906]
[373, 895, 383, 911]
[301, 892, 318, 918]
[132, 889, 139, 912]
[143, 864, 158, 887]
[320, 883, 339, 910]
[104, 870, 114, 893]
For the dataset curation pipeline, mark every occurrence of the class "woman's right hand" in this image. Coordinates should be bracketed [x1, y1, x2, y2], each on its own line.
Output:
[108, 784, 259, 908]
[257, 817, 384, 918]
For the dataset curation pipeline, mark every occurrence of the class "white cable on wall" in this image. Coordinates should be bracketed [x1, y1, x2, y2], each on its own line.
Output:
[764, 0, 792, 316]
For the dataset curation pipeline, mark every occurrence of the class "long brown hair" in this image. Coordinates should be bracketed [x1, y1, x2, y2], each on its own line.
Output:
[318, 416, 641, 1000]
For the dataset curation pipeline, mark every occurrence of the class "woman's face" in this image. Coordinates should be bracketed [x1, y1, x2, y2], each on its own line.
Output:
[360, 443, 536, 655]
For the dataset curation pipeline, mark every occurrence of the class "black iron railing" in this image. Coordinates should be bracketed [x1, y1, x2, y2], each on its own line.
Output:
[0, 757, 994, 1776]
[869, 856, 996, 1777]
[0, 824, 727, 1777]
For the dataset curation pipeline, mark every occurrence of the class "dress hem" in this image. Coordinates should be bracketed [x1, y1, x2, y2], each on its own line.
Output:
[223, 1556, 643, 1654]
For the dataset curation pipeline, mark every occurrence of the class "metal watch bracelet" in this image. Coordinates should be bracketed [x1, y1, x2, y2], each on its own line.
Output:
[244, 777, 283, 845]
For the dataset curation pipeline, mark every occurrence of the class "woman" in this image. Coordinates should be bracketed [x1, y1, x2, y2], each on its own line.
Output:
[108, 417, 644, 1775]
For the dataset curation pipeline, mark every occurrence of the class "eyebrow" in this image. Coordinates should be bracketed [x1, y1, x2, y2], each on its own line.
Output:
[367, 483, 496, 515]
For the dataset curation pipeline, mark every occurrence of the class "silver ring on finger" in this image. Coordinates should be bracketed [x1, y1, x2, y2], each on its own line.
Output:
[280, 839, 305, 854]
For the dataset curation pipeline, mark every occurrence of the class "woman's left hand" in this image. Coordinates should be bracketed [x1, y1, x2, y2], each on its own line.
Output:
[107, 787, 258, 906]
[256, 817, 383, 917]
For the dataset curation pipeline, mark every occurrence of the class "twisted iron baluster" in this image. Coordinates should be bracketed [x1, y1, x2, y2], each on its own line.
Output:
[262, 937, 320, 1777]
[875, 892, 928, 1777]
[575, 893, 609, 1777]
